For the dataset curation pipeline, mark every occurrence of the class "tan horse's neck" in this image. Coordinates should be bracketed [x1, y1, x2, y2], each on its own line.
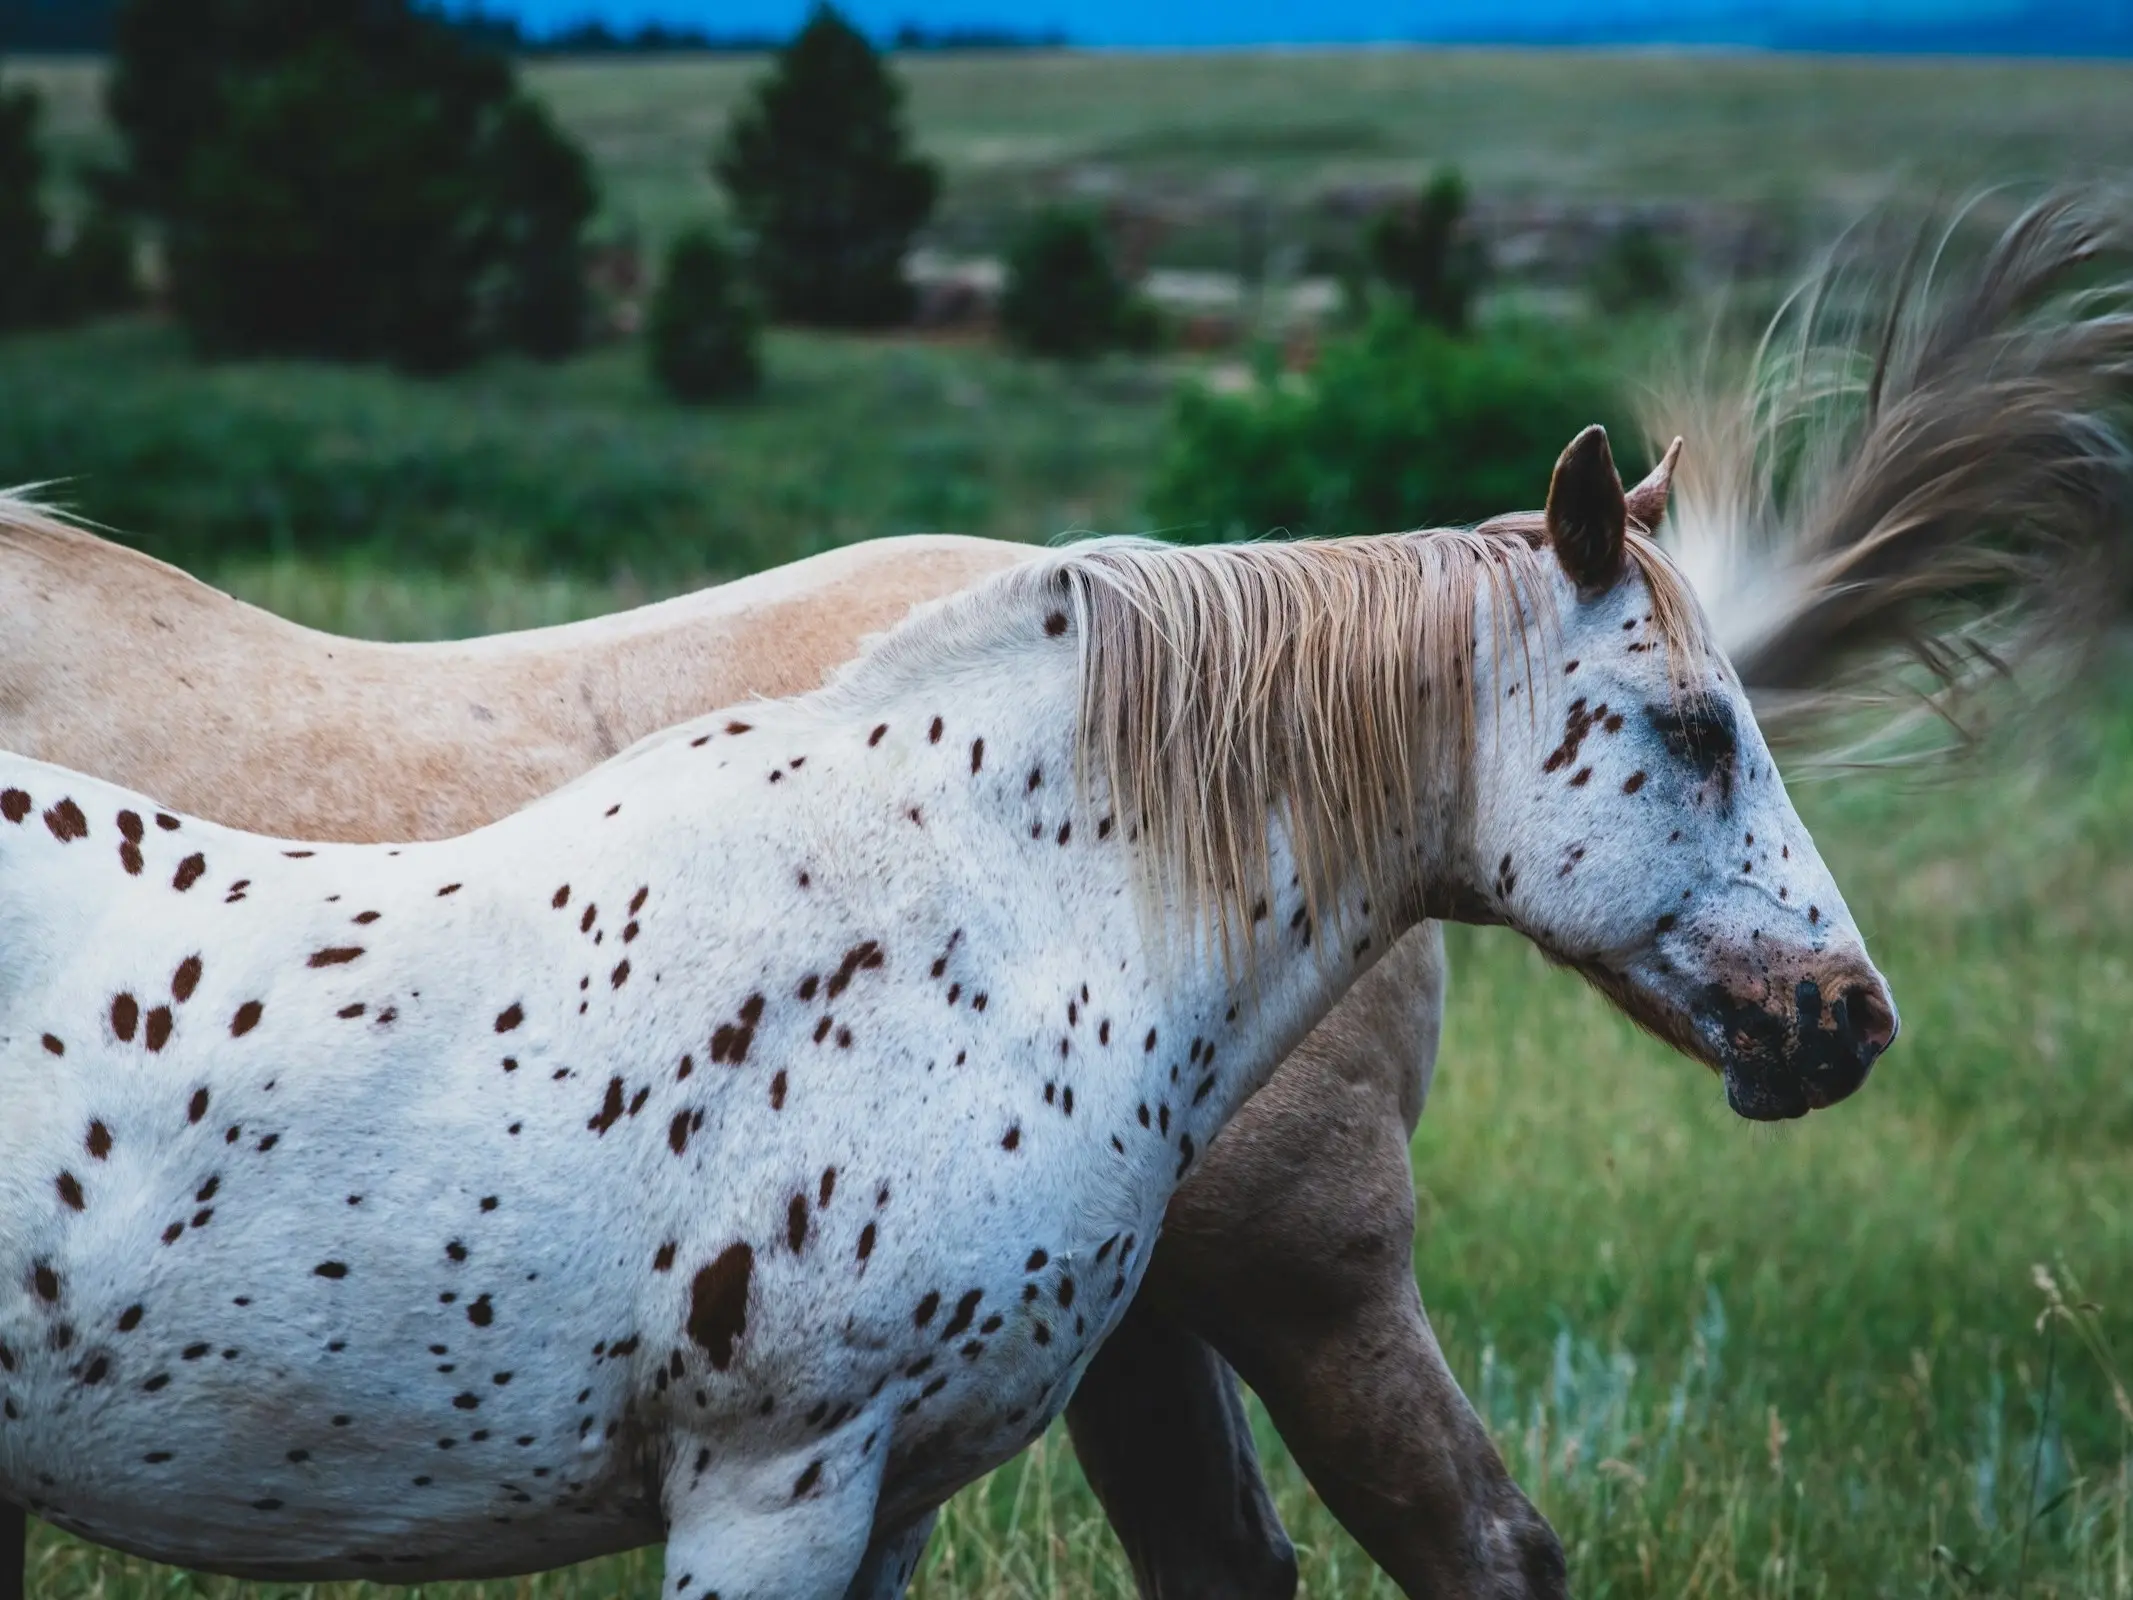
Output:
[0, 499, 1038, 841]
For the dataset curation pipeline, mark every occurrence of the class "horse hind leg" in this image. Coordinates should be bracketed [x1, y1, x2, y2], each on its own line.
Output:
[662, 1427, 888, 1600]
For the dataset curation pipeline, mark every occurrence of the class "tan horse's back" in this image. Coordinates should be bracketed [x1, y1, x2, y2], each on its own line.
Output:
[0, 500, 1037, 839]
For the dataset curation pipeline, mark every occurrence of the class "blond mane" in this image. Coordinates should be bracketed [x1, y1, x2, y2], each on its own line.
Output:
[1045, 525, 1710, 954]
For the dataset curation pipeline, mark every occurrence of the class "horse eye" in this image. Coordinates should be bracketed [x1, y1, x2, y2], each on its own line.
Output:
[1647, 702, 1738, 783]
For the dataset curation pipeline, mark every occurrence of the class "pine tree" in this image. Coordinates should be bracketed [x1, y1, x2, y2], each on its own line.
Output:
[479, 95, 599, 360]
[1001, 208, 1130, 360]
[1366, 169, 1488, 334]
[713, 5, 938, 327]
[0, 85, 52, 329]
[646, 226, 763, 403]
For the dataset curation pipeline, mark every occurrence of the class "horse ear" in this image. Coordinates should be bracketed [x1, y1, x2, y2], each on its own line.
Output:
[1625, 435, 1684, 533]
[1545, 424, 1628, 593]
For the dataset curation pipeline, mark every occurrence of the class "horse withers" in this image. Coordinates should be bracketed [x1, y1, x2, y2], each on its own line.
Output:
[0, 428, 1893, 1598]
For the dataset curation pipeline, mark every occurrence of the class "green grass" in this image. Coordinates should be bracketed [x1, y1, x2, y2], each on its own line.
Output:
[11, 50, 2133, 253]
[15, 566, 2133, 1600]
[0, 319, 1170, 581]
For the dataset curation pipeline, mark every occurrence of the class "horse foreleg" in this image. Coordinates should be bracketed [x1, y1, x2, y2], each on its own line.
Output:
[1220, 1267, 1566, 1599]
[0, 1501, 22, 1600]
[662, 1429, 886, 1600]
[1063, 1294, 1297, 1600]
[837, 1508, 936, 1600]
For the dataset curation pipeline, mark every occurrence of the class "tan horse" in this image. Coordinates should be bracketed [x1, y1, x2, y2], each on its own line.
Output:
[3, 184, 2126, 1600]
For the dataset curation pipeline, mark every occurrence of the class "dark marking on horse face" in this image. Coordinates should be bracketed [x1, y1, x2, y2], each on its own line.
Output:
[1044, 611, 1068, 636]
[793, 1460, 823, 1497]
[654, 1241, 677, 1272]
[33, 1263, 60, 1301]
[668, 1112, 691, 1155]
[1001, 1125, 1021, 1151]
[467, 1294, 494, 1326]
[1623, 770, 1647, 794]
[770, 1071, 788, 1110]
[44, 800, 87, 842]
[314, 1262, 348, 1280]
[688, 1245, 753, 1369]
[857, 1223, 876, 1261]
[111, 994, 139, 1042]
[172, 854, 206, 892]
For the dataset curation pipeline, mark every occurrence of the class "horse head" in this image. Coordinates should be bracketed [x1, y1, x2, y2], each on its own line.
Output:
[1467, 425, 1898, 1121]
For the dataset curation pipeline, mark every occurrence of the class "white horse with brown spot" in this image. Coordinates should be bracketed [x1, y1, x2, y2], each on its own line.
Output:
[0, 429, 1895, 1598]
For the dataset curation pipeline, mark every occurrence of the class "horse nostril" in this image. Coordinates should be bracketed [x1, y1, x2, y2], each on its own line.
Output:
[1840, 981, 1898, 1061]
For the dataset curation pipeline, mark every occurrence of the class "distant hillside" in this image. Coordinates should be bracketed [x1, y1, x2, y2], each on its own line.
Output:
[0, 0, 119, 51]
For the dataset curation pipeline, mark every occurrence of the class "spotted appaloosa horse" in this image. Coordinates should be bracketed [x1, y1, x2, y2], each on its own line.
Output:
[0, 428, 1895, 1598]
[0, 472, 1677, 1600]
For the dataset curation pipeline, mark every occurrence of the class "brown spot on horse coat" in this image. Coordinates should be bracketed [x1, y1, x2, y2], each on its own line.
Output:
[494, 1003, 524, 1033]
[687, 1244, 754, 1370]
[43, 799, 87, 842]
[172, 854, 206, 891]
[589, 1077, 626, 1135]
[0, 789, 29, 823]
[309, 947, 363, 968]
[172, 955, 203, 1003]
[145, 1007, 174, 1052]
[111, 994, 139, 1042]
[55, 1173, 84, 1211]
[230, 1001, 262, 1037]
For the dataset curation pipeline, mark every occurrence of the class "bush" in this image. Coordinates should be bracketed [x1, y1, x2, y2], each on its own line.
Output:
[1000, 208, 1141, 359]
[647, 226, 763, 403]
[1589, 220, 1684, 313]
[1147, 310, 1632, 541]
[0, 85, 52, 330]
[1365, 169, 1488, 333]
[713, 5, 938, 327]
[478, 96, 599, 360]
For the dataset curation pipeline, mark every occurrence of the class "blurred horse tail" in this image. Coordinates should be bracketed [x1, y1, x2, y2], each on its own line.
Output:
[1648, 182, 2133, 759]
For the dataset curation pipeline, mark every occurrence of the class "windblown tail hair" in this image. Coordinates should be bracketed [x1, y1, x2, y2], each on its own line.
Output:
[1649, 183, 2133, 760]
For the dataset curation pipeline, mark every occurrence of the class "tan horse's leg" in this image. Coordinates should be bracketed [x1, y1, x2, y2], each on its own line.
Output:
[1, 1503, 22, 1600]
[1064, 1297, 1297, 1599]
[1141, 924, 1565, 1600]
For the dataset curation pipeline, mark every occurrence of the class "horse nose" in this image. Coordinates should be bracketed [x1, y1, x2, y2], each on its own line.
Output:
[1836, 978, 1898, 1065]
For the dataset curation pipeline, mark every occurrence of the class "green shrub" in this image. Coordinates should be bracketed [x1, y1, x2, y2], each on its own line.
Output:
[1148, 310, 1631, 541]
[713, 5, 938, 328]
[1589, 220, 1684, 312]
[647, 226, 763, 403]
[1365, 169, 1488, 333]
[52, 206, 139, 319]
[1000, 208, 1139, 360]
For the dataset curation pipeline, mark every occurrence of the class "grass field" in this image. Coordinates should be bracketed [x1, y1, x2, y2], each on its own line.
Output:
[11, 49, 2133, 254]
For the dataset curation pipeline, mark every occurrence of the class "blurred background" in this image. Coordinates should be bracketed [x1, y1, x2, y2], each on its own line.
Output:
[1, 2, 2131, 1596]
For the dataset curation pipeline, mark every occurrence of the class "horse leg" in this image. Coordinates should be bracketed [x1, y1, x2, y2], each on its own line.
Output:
[1063, 1293, 1297, 1600]
[1143, 924, 1566, 1598]
[0, 1502, 22, 1600]
[662, 1431, 886, 1600]
[839, 1510, 937, 1600]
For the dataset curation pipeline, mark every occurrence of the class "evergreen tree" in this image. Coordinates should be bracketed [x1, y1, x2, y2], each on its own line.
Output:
[0, 84, 51, 329]
[646, 225, 762, 402]
[1000, 208, 1131, 360]
[479, 95, 599, 359]
[105, 0, 594, 371]
[1366, 169, 1488, 334]
[713, 5, 938, 327]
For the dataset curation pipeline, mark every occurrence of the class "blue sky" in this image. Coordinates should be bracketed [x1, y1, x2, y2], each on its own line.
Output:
[492, 0, 2133, 50]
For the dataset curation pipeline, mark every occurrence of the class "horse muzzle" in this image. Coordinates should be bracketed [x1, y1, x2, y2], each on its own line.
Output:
[1707, 969, 1898, 1122]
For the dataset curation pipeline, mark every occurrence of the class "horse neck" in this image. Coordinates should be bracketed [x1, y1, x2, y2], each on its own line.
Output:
[817, 558, 1469, 1140]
